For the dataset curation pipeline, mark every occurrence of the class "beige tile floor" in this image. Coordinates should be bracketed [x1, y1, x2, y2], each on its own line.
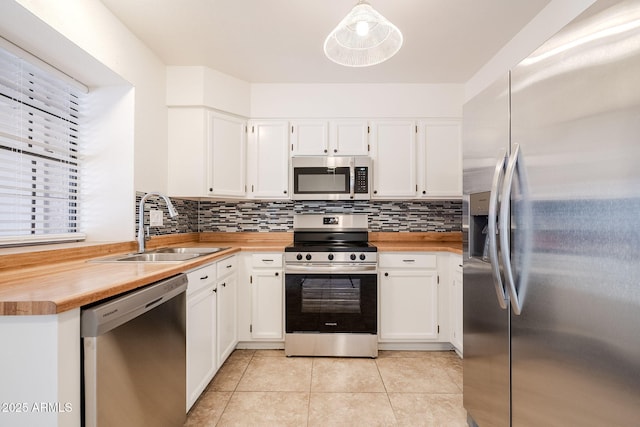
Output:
[185, 349, 466, 427]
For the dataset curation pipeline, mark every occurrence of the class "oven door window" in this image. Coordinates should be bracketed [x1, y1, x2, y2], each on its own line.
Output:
[286, 273, 377, 334]
[302, 277, 361, 314]
[294, 167, 349, 194]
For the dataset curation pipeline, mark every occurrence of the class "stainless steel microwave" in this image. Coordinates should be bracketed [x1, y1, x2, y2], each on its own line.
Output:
[290, 156, 371, 200]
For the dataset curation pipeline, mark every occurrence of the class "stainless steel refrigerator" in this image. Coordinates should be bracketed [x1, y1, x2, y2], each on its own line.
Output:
[462, 1, 640, 426]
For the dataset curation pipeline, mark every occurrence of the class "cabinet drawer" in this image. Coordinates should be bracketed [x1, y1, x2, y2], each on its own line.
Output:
[251, 253, 283, 268]
[187, 263, 218, 295]
[217, 256, 237, 278]
[379, 253, 437, 269]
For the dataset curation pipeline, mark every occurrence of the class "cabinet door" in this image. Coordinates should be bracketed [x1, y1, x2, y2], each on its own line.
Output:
[186, 285, 216, 410]
[251, 269, 284, 340]
[208, 112, 246, 197]
[168, 108, 207, 197]
[419, 120, 462, 197]
[370, 120, 417, 198]
[247, 121, 289, 199]
[380, 270, 439, 340]
[290, 120, 329, 155]
[217, 274, 237, 368]
[451, 259, 463, 352]
[330, 120, 369, 155]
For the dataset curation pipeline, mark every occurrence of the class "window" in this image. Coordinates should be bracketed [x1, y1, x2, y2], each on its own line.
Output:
[0, 41, 87, 245]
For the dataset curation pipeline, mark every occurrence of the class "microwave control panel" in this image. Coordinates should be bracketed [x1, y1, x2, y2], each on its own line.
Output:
[355, 167, 369, 193]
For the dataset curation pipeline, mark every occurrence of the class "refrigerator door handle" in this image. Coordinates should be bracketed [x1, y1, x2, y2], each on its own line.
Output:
[488, 149, 508, 309]
[499, 143, 530, 315]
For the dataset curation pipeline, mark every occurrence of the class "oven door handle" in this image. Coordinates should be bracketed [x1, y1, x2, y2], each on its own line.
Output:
[285, 264, 377, 274]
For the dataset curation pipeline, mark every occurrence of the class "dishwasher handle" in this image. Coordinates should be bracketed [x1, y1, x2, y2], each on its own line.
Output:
[81, 273, 187, 337]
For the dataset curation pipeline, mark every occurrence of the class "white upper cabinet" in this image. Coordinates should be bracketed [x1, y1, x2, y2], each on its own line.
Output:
[418, 120, 462, 198]
[208, 112, 247, 197]
[330, 120, 369, 156]
[369, 120, 417, 198]
[290, 120, 329, 155]
[167, 108, 246, 198]
[290, 119, 369, 156]
[247, 120, 289, 199]
[168, 108, 208, 197]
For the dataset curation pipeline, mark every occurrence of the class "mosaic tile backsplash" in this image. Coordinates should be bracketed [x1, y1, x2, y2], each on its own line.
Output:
[135, 193, 462, 236]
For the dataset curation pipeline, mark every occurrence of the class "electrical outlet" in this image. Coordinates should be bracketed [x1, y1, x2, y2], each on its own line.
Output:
[149, 209, 163, 227]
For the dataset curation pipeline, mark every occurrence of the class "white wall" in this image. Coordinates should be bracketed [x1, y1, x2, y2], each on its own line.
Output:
[464, 0, 597, 102]
[251, 83, 464, 118]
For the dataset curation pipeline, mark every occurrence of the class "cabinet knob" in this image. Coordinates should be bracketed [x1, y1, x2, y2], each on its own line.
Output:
[209, 187, 213, 192]
[384, 272, 389, 277]
[374, 190, 378, 194]
[422, 190, 426, 194]
[275, 272, 279, 277]
[334, 149, 338, 153]
[283, 190, 287, 194]
[324, 149, 328, 153]
[212, 288, 217, 293]
[221, 282, 226, 287]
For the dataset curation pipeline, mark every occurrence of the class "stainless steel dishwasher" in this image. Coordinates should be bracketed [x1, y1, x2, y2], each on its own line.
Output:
[81, 274, 187, 427]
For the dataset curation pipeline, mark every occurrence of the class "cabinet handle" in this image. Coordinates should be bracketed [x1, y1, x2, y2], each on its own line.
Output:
[226, 264, 232, 269]
[200, 275, 209, 280]
[262, 259, 274, 262]
[402, 259, 416, 263]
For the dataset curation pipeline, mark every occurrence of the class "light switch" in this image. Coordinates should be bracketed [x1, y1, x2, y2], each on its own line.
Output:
[149, 209, 163, 226]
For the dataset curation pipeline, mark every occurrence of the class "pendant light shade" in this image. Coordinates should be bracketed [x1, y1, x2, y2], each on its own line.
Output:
[324, 1, 403, 67]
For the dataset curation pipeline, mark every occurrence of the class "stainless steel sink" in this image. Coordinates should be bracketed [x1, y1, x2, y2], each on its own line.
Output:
[113, 252, 202, 262]
[151, 247, 228, 255]
[91, 247, 229, 263]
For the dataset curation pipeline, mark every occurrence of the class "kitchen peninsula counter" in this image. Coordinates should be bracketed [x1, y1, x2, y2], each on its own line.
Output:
[0, 232, 461, 315]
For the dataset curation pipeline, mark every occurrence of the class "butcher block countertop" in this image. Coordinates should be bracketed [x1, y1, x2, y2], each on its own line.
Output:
[0, 232, 461, 316]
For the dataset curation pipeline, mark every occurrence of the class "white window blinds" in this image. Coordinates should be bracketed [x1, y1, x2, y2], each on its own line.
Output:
[0, 43, 86, 245]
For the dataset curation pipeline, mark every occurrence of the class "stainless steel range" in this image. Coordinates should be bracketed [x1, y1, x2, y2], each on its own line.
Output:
[284, 214, 378, 358]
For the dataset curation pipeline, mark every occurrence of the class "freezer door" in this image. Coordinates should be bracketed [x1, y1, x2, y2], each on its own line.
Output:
[509, 0, 640, 425]
[462, 74, 511, 427]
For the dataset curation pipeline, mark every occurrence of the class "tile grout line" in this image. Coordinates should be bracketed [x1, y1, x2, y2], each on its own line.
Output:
[214, 350, 255, 427]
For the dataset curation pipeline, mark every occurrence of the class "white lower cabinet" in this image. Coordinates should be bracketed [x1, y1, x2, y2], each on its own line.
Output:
[186, 263, 218, 411]
[450, 255, 463, 353]
[184, 255, 238, 411]
[249, 254, 284, 340]
[216, 256, 238, 368]
[379, 253, 440, 341]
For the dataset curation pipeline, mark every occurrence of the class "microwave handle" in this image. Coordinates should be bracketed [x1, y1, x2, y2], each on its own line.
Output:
[349, 157, 355, 199]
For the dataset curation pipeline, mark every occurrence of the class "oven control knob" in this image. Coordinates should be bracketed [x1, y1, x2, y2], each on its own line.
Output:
[296, 253, 303, 261]
[350, 253, 357, 261]
[328, 254, 334, 261]
[359, 254, 366, 260]
[306, 253, 312, 261]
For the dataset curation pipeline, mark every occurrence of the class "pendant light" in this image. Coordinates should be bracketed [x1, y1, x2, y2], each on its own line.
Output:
[324, 0, 403, 67]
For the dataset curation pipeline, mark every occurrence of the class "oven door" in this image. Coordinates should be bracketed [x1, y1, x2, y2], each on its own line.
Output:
[285, 269, 377, 334]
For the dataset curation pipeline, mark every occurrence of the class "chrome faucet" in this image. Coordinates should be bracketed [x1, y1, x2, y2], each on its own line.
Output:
[137, 192, 179, 253]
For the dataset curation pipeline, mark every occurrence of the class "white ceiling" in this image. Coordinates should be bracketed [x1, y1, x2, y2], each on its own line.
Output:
[100, 0, 551, 84]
